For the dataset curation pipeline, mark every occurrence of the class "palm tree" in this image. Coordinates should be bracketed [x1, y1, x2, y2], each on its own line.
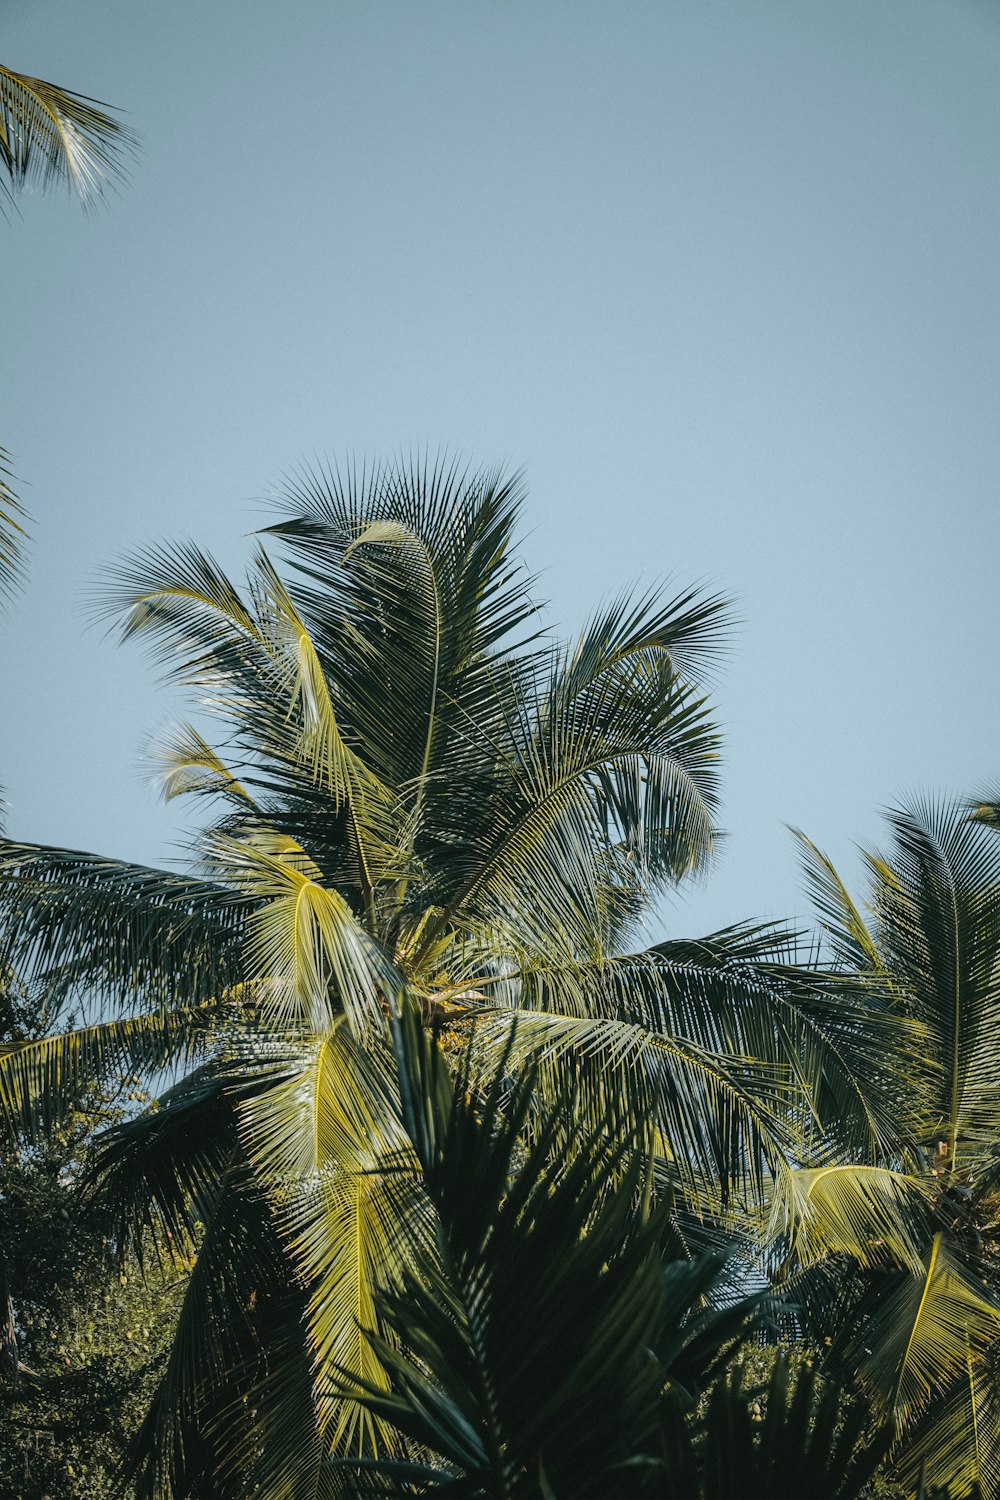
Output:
[0, 458, 904, 1495]
[770, 798, 1000, 1497]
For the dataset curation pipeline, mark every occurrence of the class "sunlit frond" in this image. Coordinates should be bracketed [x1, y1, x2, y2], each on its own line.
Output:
[853, 1234, 1000, 1430]
[0, 64, 136, 204]
[155, 723, 256, 808]
[212, 832, 400, 1032]
[237, 1021, 419, 1459]
[892, 1346, 1000, 1500]
[768, 1164, 931, 1274]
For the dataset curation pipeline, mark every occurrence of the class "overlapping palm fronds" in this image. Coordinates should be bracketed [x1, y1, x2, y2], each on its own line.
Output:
[330, 1001, 895, 1500]
[331, 999, 751, 1500]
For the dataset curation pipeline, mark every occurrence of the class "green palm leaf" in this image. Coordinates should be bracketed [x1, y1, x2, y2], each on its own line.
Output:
[0, 62, 136, 205]
[237, 1019, 419, 1460]
[0, 1004, 216, 1144]
[0, 840, 246, 1010]
[768, 1164, 931, 1274]
[851, 1234, 1000, 1430]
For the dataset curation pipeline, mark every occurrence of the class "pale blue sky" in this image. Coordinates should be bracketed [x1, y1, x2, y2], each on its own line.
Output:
[3, 0, 999, 938]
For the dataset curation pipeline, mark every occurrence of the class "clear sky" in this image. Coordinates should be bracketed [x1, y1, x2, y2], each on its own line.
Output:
[3, 0, 999, 940]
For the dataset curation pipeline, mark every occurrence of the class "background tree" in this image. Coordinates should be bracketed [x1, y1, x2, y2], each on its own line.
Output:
[768, 798, 1000, 1497]
[0, 972, 183, 1500]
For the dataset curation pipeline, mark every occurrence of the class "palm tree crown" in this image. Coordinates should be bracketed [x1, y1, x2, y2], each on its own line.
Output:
[0, 458, 903, 1495]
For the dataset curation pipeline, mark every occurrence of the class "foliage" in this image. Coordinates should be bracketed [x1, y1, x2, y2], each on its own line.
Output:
[770, 800, 1000, 1497]
[0, 62, 135, 209]
[0, 459, 911, 1494]
[0, 981, 183, 1499]
[331, 999, 895, 1500]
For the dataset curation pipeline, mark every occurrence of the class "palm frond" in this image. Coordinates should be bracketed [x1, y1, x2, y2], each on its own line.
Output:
[0, 1003, 216, 1144]
[658, 1357, 893, 1500]
[850, 1233, 1000, 1430]
[124, 1158, 309, 1500]
[464, 1003, 791, 1208]
[236, 1019, 418, 1460]
[0, 839, 246, 1010]
[479, 923, 917, 1158]
[154, 723, 257, 808]
[0, 63, 136, 204]
[333, 1000, 677, 1499]
[865, 799, 1000, 1181]
[891, 1346, 1000, 1500]
[792, 828, 885, 972]
[969, 798, 1000, 834]
[84, 1063, 241, 1262]
[212, 832, 401, 1031]
[0, 447, 27, 608]
[768, 1164, 932, 1274]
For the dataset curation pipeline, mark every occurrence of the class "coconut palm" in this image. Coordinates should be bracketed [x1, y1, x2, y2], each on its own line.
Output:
[770, 798, 1000, 1497]
[0, 458, 905, 1495]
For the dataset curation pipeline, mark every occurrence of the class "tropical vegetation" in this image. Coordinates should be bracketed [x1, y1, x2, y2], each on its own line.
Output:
[0, 457, 897, 1493]
[1, 456, 996, 1497]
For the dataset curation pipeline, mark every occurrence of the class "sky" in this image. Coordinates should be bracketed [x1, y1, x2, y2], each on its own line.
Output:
[3, 0, 999, 941]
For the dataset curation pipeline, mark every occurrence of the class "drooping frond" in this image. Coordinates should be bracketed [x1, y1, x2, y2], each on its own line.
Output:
[211, 832, 401, 1032]
[236, 1019, 419, 1460]
[0, 1004, 216, 1145]
[154, 723, 256, 808]
[851, 1233, 1000, 1430]
[0, 840, 246, 1011]
[891, 1346, 1000, 1500]
[0, 64, 136, 204]
[464, 1002, 791, 1206]
[85, 1063, 242, 1262]
[477, 923, 917, 1158]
